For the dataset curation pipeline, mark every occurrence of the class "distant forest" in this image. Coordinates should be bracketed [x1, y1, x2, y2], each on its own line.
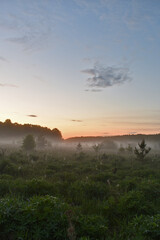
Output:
[1, 119, 160, 144]
[0, 119, 62, 141]
[66, 134, 160, 143]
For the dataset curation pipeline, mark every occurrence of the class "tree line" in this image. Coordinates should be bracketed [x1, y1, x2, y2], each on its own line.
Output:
[0, 119, 62, 141]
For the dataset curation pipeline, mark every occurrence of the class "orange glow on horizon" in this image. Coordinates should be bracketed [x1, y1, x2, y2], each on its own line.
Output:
[0, 117, 159, 140]
[62, 129, 160, 139]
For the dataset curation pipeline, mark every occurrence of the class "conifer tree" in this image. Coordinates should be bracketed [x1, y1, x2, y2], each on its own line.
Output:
[134, 139, 151, 161]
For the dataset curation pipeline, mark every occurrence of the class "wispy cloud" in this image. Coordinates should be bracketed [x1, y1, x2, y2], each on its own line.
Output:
[0, 83, 18, 88]
[71, 119, 83, 122]
[128, 132, 137, 135]
[6, 36, 30, 44]
[0, 1, 65, 52]
[82, 57, 92, 63]
[33, 75, 45, 82]
[114, 122, 160, 126]
[103, 132, 109, 135]
[27, 114, 37, 118]
[82, 64, 131, 90]
[85, 89, 102, 92]
[74, 0, 159, 34]
[0, 56, 7, 62]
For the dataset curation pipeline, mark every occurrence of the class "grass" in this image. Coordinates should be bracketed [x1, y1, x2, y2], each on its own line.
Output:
[0, 146, 159, 239]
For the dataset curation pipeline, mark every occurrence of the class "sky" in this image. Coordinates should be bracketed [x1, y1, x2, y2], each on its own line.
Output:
[0, 0, 160, 138]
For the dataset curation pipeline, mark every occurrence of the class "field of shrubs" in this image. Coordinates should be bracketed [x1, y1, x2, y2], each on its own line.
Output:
[0, 143, 159, 240]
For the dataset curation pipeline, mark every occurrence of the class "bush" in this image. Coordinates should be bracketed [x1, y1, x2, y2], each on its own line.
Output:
[128, 214, 160, 240]
[74, 215, 108, 239]
[0, 195, 69, 240]
[118, 190, 151, 216]
[25, 179, 55, 196]
[0, 159, 19, 176]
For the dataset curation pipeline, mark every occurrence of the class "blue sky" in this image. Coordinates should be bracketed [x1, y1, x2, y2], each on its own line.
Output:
[0, 0, 160, 138]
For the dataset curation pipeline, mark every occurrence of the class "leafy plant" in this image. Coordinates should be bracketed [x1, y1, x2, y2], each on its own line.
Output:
[128, 214, 160, 240]
[0, 195, 69, 240]
[74, 214, 108, 239]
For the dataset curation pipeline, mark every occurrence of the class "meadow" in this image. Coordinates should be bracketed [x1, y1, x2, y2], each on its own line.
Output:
[0, 143, 159, 240]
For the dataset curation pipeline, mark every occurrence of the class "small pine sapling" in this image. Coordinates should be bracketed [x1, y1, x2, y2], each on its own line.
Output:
[134, 139, 151, 161]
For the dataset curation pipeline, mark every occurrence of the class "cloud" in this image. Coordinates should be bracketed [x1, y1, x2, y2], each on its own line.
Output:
[0, 2, 60, 52]
[0, 56, 7, 62]
[0, 1, 70, 52]
[27, 114, 38, 118]
[137, 128, 160, 132]
[82, 64, 131, 90]
[6, 36, 29, 44]
[6, 33, 50, 52]
[71, 119, 83, 122]
[82, 57, 92, 63]
[128, 132, 137, 135]
[85, 89, 102, 92]
[33, 75, 45, 82]
[103, 132, 109, 135]
[74, 0, 158, 35]
[27, 114, 38, 117]
[0, 83, 18, 87]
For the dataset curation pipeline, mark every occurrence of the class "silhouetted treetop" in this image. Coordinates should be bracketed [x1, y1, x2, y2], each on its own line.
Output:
[0, 119, 63, 141]
[52, 128, 62, 140]
[4, 119, 12, 125]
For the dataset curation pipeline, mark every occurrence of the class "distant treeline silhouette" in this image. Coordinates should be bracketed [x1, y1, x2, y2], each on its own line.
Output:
[66, 134, 160, 143]
[0, 119, 62, 141]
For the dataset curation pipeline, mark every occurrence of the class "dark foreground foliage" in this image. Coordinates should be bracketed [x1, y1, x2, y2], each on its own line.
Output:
[0, 148, 159, 239]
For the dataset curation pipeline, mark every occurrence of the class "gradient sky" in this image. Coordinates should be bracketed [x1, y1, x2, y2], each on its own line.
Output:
[0, 0, 160, 138]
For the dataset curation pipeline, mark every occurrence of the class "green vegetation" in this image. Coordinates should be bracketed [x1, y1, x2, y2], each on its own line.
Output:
[22, 134, 36, 152]
[0, 142, 159, 239]
[134, 139, 151, 161]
